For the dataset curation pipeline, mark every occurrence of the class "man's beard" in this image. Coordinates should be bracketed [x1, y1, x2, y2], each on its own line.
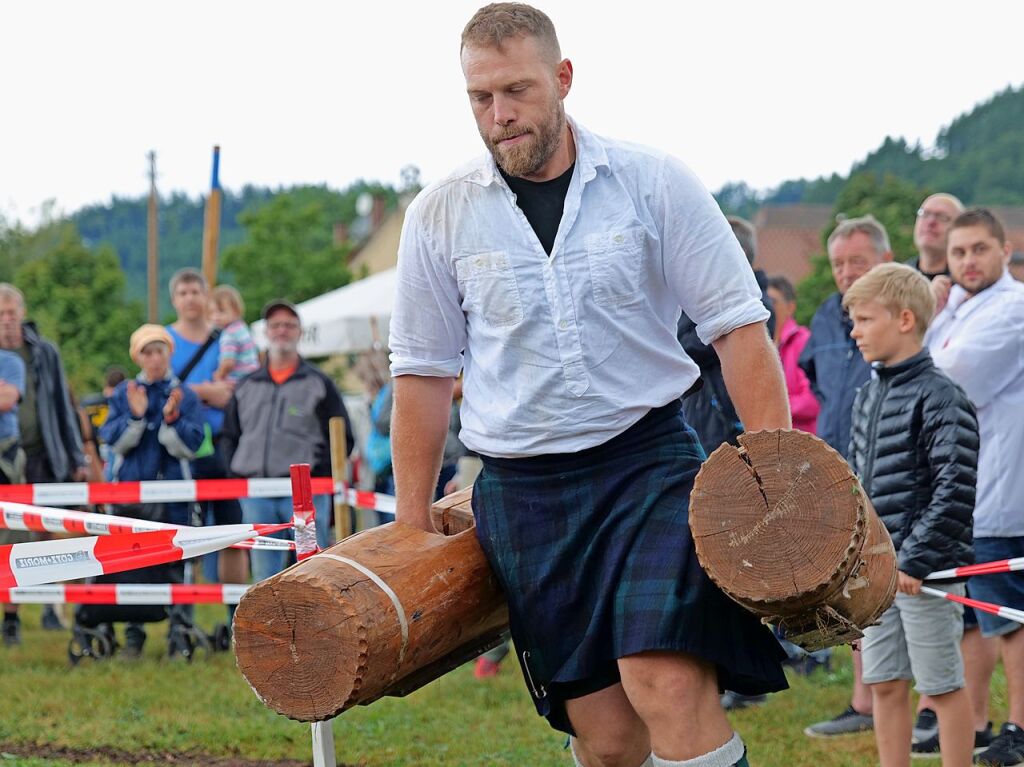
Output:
[481, 97, 565, 178]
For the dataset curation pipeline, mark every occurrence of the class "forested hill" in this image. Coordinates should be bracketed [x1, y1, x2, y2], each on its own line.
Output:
[717, 84, 1024, 215]
[72, 186, 272, 313]
[69, 181, 397, 320]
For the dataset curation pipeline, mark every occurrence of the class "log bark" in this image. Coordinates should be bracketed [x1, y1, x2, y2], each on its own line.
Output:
[234, 490, 508, 722]
[690, 429, 896, 649]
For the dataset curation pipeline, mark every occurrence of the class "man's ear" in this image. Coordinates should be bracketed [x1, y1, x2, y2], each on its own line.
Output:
[556, 58, 573, 99]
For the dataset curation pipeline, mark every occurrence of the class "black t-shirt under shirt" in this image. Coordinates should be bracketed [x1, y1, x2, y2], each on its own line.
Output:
[500, 163, 575, 256]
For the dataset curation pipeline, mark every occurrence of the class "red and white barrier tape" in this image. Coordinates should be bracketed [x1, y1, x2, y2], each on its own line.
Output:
[0, 501, 294, 551]
[0, 583, 251, 605]
[0, 478, 396, 514]
[927, 557, 1024, 581]
[0, 522, 289, 588]
[920, 585, 1024, 626]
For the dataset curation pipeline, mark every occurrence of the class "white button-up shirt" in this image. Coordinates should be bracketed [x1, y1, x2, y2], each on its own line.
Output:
[389, 119, 768, 458]
[926, 271, 1024, 537]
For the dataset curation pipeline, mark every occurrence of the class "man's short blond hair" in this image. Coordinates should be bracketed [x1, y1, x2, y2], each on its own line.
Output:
[842, 263, 936, 339]
[461, 3, 561, 63]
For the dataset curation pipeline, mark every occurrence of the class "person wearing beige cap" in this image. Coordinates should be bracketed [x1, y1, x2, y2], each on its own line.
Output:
[98, 324, 206, 657]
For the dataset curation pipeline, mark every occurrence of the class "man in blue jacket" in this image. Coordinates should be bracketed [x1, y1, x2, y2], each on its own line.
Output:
[799, 215, 892, 737]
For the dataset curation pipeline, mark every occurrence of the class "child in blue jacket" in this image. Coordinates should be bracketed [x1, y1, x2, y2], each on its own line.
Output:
[98, 324, 206, 656]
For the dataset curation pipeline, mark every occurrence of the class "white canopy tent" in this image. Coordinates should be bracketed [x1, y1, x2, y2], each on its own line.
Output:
[251, 268, 397, 356]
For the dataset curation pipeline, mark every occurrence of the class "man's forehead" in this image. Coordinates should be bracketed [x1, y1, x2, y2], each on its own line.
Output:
[830, 232, 881, 259]
[462, 36, 548, 81]
[921, 195, 959, 214]
[949, 225, 997, 246]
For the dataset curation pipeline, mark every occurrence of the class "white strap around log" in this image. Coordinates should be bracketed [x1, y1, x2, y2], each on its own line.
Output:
[319, 553, 410, 665]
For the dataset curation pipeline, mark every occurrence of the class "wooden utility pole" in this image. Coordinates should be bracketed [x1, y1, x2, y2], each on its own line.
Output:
[201, 145, 222, 288]
[146, 151, 159, 323]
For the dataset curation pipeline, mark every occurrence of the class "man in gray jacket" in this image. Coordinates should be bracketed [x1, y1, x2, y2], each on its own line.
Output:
[221, 299, 353, 581]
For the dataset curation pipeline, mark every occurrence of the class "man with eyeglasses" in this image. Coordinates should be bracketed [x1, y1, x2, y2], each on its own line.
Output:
[222, 299, 354, 581]
[911, 193, 964, 313]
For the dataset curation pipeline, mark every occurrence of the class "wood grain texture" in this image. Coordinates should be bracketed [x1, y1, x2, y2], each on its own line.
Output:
[234, 488, 508, 722]
[690, 430, 895, 650]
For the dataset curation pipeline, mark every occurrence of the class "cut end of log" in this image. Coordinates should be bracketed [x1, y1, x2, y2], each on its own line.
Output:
[233, 570, 367, 721]
[690, 430, 867, 613]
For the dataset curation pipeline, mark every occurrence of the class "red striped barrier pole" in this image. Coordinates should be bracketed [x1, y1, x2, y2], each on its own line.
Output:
[0, 478, 396, 515]
[920, 585, 1024, 626]
[290, 464, 319, 561]
[927, 557, 1024, 581]
[0, 522, 290, 588]
[0, 583, 251, 605]
[0, 501, 294, 551]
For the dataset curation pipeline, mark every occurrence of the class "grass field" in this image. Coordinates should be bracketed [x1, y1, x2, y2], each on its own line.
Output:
[0, 604, 1008, 767]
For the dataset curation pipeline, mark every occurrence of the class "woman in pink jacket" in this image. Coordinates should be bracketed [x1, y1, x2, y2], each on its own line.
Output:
[767, 276, 820, 434]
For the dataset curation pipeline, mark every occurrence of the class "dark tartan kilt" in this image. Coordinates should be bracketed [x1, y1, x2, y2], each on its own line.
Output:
[472, 401, 788, 733]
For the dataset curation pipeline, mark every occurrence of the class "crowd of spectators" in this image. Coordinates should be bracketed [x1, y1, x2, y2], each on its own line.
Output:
[0, 269, 367, 652]
[711, 198, 1024, 767]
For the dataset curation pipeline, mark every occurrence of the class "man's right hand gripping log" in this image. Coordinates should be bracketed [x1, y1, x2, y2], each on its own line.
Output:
[389, 6, 791, 767]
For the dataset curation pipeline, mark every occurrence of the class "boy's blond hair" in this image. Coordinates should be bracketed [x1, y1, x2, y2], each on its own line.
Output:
[210, 284, 245, 318]
[842, 263, 935, 339]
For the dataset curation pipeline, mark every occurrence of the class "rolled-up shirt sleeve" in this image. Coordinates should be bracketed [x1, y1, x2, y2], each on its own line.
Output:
[389, 196, 467, 378]
[656, 155, 769, 345]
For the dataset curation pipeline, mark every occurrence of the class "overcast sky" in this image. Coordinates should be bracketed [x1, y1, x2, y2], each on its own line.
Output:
[3, 0, 1022, 224]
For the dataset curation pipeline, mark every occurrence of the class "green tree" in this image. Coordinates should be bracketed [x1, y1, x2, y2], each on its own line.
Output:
[14, 222, 143, 394]
[221, 187, 360, 321]
[794, 172, 928, 325]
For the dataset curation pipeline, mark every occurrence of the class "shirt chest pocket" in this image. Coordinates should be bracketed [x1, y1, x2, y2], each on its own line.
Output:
[454, 251, 524, 328]
[584, 227, 644, 308]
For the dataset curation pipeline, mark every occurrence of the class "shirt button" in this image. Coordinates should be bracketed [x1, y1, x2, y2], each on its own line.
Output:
[558, 320, 569, 330]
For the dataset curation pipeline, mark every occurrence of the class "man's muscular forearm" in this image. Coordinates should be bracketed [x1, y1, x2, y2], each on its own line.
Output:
[713, 321, 791, 432]
[392, 375, 456, 531]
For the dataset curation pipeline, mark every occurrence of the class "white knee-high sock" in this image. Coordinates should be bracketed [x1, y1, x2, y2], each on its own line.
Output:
[570, 739, 654, 767]
[651, 733, 744, 767]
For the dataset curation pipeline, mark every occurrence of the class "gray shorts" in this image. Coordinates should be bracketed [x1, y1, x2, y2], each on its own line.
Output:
[861, 584, 966, 696]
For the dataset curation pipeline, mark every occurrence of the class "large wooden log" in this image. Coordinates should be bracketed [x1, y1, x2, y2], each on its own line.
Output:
[233, 489, 508, 722]
[690, 429, 896, 650]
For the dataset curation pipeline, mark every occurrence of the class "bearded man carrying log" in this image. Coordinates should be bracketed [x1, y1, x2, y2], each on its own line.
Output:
[388, 5, 793, 767]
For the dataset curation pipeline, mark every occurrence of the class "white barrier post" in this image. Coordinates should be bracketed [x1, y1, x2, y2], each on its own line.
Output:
[311, 721, 337, 767]
[289, 464, 337, 767]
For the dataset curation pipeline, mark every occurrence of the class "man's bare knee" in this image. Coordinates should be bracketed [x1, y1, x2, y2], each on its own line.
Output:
[620, 651, 717, 709]
[566, 685, 649, 767]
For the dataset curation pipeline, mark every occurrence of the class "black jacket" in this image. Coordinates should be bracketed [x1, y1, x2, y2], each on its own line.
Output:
[848, 350, 978, 579]
[221, 359, 354, 479]
[799, 293, 871, 458]
[677, 269, 775, 455]
[22, 322, 85, 481]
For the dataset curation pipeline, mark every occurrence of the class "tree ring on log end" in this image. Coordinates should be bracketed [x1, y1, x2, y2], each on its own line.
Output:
[233, 569, 373, 722]
[690, 430, 867, 617]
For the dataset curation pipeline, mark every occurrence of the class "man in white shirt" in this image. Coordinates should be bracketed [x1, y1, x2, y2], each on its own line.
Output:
[389, 5, 791, 767]
[926, 208, 1024, 767]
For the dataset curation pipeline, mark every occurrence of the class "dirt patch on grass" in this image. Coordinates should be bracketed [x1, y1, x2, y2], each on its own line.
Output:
[0, 743, 364, 767]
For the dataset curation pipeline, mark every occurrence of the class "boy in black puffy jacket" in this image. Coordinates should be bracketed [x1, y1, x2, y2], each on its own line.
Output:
[844, 263, 979, 767]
